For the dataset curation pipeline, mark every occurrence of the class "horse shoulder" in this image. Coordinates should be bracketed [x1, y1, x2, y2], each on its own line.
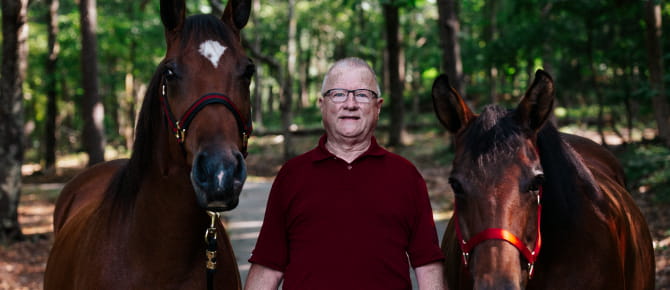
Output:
[45, 201, 99, 289]
[53, 159, 128, 236]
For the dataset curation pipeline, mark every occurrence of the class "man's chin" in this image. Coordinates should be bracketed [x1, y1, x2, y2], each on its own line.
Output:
[332, 129, 375, 141]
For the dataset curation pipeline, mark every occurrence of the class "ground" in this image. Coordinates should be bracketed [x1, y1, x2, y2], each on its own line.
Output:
[1, 132, 669, 289]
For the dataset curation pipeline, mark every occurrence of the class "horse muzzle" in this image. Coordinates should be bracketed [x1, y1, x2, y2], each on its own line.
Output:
[191, 148, 246, 211]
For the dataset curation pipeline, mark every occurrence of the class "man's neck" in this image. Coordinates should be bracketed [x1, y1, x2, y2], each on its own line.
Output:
[325, 137, 371, 164]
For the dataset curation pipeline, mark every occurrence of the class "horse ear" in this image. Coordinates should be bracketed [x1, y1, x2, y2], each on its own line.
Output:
[516, 69, 555, 132]
[160, 0, 186, 34]
[432, 74, 475, 134]
[222, 0, 252, 32]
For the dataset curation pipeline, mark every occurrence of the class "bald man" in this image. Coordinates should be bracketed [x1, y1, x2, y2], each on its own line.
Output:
[245, 57, 445, 290]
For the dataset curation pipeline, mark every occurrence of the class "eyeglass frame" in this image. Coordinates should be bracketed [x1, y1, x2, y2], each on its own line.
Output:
[322, 88, 379, 103]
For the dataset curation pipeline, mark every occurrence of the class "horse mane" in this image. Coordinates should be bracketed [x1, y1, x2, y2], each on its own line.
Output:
[536, 123, 600, 229]
[461, 105, 524, 169]
[461, 105, 599, 229]
[100, 68, 163, 215]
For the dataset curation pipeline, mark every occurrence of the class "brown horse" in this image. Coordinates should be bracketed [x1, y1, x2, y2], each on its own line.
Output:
[432, 70, 655, 290]
[44, 0, 253, 289]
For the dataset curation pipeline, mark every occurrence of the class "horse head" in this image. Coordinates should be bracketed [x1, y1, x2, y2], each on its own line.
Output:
[432, 70, 554, 289]
[158, 0, 253, 212]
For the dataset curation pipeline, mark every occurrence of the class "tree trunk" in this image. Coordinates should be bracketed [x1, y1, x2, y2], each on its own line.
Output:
[0, 0, 29, 242]
[540, 3, 554, 76]
[118, 3, 148, 151]
[80, 0, 106, 166]
[484, 0, 497, 103]
[299, 51, 311, 110]
[437, 0, 465, 95]
[384, 3, 404, 147]
[45, 0, 60, 172]
[643, 0, 670, 146]
[252, 0, 263, 129]
[585, 18, 607, 147]
[281, 0, 297, 159]
[120, 72, 135, 150]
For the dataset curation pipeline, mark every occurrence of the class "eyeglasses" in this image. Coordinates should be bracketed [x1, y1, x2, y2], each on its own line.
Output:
[323, 88, 378, 103]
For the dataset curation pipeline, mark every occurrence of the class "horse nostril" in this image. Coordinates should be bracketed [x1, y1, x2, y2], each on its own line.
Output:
[192, 150, 245, 191]
[194, 151, 211, 184]
[233, 151, 247, 186]
[190, 149, 246, 211]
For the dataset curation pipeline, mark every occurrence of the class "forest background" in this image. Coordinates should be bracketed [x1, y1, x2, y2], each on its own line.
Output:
[1, 0, 670, 286]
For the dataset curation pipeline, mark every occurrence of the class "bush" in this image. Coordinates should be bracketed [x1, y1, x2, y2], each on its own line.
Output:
[619, 143, 670, 203]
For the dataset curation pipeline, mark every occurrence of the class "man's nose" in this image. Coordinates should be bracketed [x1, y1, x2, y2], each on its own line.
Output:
[343, 92, 359, 107]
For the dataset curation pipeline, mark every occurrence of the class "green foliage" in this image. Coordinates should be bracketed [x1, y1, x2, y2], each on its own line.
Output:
[620, 143, 670, 203]
[432, 142, 455, 166]
[17, 0, 670, 165]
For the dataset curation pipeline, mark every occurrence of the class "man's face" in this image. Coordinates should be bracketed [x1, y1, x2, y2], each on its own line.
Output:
[319, 67, 383, 142]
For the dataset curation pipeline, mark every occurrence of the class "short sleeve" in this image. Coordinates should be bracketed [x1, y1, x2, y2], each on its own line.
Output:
[406, 171, 445, 267]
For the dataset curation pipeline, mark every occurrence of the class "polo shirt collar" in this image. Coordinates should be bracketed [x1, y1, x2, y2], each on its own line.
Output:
[312, 134, 386, 162]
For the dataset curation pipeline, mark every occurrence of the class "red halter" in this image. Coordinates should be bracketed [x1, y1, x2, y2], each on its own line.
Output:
[160, 81, 252, 157]
[453, 182, 543, 278]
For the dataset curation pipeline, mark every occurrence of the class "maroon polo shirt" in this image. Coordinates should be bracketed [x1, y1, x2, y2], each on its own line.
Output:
[249, 135, 443, 289]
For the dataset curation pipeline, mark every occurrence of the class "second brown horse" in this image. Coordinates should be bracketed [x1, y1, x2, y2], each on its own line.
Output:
[432, 70, 655, 289]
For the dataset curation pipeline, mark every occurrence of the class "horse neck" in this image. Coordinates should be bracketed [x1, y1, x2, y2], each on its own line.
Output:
[124, 127, 211, 267]
[123, 169, 210, 268]
[537, 126, 602, 229]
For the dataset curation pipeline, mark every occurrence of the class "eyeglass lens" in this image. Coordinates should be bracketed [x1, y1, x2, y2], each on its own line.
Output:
[325, 89, 377, 103]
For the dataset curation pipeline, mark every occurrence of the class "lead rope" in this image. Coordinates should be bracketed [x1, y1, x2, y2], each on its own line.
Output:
[205, 211, 220, 290]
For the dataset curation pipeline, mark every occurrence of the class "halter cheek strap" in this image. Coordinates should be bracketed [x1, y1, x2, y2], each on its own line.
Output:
[160, 82, 252, 157]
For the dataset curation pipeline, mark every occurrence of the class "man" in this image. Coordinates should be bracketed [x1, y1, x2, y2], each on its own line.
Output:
[245, 57, 445, 290]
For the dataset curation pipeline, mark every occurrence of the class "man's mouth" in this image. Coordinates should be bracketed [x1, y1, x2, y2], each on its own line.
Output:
[339, 116, 360, 120]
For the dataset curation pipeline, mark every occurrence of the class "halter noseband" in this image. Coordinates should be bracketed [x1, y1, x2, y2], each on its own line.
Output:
[454, 157, 543, 279]
[160, 81, 252, 157]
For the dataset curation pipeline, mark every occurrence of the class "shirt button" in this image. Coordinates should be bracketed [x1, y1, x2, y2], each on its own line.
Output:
[347, 165, 352, 170]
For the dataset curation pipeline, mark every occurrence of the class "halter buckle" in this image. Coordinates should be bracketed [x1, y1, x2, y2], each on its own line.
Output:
[175, 122, 186, 143]
[206, 250, 217, 270]
[204, 211, 220, 271]
[204, 211, 219, 243]
[204, 227, 217, 243]
[528, 262, 535, 278]
[242, 132, 248, 148]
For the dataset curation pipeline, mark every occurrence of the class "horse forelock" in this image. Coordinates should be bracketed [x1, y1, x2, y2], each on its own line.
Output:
[461, 105, 524, 170]
[180, 14, 236, 52]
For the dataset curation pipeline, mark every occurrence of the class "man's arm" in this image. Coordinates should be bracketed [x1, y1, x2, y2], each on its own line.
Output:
[415, 261, 446, 290]
[244, 263, 284, 290]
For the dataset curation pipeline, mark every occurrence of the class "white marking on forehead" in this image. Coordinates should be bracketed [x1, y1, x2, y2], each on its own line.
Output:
[198, 40, 227, 68]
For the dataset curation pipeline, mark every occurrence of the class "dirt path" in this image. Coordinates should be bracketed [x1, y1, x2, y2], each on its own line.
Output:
[2, 173, 669, 289]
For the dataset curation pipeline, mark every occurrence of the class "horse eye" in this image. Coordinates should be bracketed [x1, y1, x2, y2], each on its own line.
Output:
[448, 177, 465, 195]
[163, 66, 177, 81]
[527, 174, 544, 192]
[242, 62, 256, 80]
